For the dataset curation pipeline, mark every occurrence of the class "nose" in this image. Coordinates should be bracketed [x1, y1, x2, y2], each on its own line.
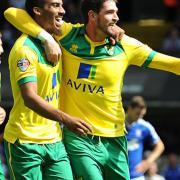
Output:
[59, 5, 65, 15]
[113, 12, 119, 22]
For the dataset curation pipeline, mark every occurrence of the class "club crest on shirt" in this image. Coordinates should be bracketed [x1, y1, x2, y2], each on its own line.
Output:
[135, 129, 142, 137]
[70, 44, 78, 53]
[105, 45, 114, 55]
[17, 58, 30, 72]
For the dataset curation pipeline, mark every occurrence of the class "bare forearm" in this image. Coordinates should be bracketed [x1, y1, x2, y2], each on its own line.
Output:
[146, 140, 165, 163]
[23, 93, 92, 134]
[23, 92, 67, 124]
[149, 52, 180, 75]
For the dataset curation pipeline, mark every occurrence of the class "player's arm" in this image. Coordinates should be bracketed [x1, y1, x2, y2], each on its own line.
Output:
[13, 46, 91, 135]
[145, 139, 164, 165]
[135, 121, 164, 173]
[147, 53, 180, 75]
[123, 35, 180, 75]
[4, 8, 125, 59]
[20, 82, 92, 135]
[0, 106, 6, 125]
[4, 7, 61, 63]
[136, 139, 164, 173]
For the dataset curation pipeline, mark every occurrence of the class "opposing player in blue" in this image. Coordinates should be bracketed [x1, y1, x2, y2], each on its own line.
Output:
[126, 96, 164, 180]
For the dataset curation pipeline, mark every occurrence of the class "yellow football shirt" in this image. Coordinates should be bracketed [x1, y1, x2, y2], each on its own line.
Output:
[58, 24, 156, 137]
[4, 8, 180, 137]
[4, 34, 62, 144]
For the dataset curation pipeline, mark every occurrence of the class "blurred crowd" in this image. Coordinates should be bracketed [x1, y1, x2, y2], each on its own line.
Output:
[0, 0, 180, 53]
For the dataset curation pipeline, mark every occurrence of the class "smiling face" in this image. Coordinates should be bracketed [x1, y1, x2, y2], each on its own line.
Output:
[35, 0, 65, 35]
[95, 0, 119, 37]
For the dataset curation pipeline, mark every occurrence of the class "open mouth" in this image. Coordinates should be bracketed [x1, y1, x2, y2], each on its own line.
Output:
[51, 17, 64, 35]
[55, 17, 63, 28]
[109, 23, 117, 27]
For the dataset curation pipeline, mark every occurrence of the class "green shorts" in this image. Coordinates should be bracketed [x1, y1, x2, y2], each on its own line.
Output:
[4, 140, 73, 180]
[63, 128, 130, 180]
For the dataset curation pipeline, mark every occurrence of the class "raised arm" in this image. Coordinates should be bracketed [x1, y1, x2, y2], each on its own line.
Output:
[136, 139, 164, 173]
[4, 7, 62, 63]
[148, 52, 180, 75]
[4, 8, 42, 37]
[122, 35, 180, 75]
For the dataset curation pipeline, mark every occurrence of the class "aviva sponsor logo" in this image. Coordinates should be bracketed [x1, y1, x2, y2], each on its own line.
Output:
[45, 72, 59, 102]
[67, 63, 104, 95]
[45, 91, 59, 102]
[77, 63, 97, 79]
[67, 79, 104, 95]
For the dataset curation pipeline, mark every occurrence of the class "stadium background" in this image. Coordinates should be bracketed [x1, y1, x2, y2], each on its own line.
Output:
[0, 0, 180, 179]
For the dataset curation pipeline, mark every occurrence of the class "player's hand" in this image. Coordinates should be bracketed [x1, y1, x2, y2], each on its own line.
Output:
[135, 160, 151, 173]
[0, 107, 6, 125]
[63, 115, 92, 135]
[44, 37, 62, 64]
[109, 25, 125, 45]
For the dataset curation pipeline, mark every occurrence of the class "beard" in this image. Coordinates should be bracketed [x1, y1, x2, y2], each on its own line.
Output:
[97, 17, 117, 38]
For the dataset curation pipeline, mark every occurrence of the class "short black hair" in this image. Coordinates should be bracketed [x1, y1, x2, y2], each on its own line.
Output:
[129, 96, 147, 109]
[80, 0, 117, 24]
[25, 0, 45, 17]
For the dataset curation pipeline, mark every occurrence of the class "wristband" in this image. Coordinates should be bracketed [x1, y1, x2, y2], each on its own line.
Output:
[37, 31, 54, 43]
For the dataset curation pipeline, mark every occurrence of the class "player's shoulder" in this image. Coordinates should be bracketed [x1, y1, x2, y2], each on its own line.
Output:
[12, 34, 40, 50]
[137, 118, 154, 129]
[57, 21, 84, 40]
[120, 34, 144, 47]
[10, 34, 38, 60]
[11, 34, 29, 49]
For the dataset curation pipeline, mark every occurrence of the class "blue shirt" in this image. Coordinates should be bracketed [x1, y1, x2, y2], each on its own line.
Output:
[163, 165, 180, 180]
[126, 118, 160, 179]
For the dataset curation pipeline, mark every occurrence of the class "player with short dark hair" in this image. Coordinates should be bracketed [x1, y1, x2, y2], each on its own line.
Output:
[126, 96, 164, 180]
[3, 0, 92, 179]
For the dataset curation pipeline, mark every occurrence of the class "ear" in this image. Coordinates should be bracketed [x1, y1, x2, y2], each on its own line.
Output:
[33, 7, 42, 16]
[88, 10, 97, 21]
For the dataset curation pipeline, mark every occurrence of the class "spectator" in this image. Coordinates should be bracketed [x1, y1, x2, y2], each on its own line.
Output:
[163, 0, 179, 22]
[161, 27, 180, 57]
[162, 153, 180, 180]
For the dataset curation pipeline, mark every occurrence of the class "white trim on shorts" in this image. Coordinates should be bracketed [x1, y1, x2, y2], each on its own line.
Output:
[131, 176, 145, 180]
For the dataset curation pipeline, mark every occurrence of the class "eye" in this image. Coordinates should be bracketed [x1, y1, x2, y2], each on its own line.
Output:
[52, 3, 61, 8]
[106, 9, 118, 15]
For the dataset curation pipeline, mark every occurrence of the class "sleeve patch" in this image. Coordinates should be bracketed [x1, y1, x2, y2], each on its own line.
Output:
[17, 58, 30, 72]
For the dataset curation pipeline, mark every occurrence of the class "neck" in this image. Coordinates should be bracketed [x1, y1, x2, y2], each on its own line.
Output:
[85, 23, 106, 42]
[126, 114, 137, 124]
